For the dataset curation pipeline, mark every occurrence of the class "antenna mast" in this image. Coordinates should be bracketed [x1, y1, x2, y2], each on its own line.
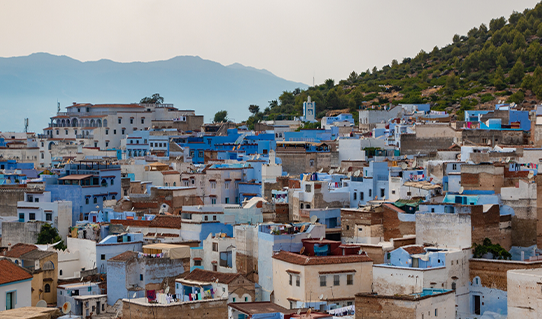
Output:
[57, 100, 60, 113]
[24, 118, 29, 133]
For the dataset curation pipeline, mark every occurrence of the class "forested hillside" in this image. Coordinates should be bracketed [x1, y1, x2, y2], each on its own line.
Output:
[251, 2, 542, 125]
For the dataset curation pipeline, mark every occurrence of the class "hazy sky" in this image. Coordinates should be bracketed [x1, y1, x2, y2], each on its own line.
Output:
[0, 0, 540, 85]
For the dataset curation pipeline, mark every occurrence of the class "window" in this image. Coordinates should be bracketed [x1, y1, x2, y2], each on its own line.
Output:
[122, 129, 125, 135]
[300, 203, 304, 209]
[289, 274, 292, 286]
[113, 129, 117, 134]
[211, 182, 216, 189]
[101, 254, 106, 260]
[204, 216, 208, 221]
[309, 159, 314, 167]
[65, 130, 68, 135]
[45, 284, 51, 293]
[306, 204, 310, 209]
[105, 129, 109, 135]
[105, 142, 109, 147]
[225, 197, 229, 204]
[29, 213, 36, 221]
[360, 192, 364, 200]
[235, 182, 239, 189]
[86, 198, 89, 204]
[296, 276, 300, 287]
[245, 297, 248, 302]
[235, 197, 238, 204]
[198, 151, 203, 158]
[41, 153, 44, 159]
[346, 225, 349, 230]
[452, 282, 456, 290]
[213, 215, 217, 221]
[194, 260, 202, 266]
[320, 276, 326, 287]
[140, 274, 143, 281]
[353, 191, 357, 200]
[225, 182, 230, 189]
[452, 163, 457, 170]
[213, 243, 218, 252]
[334, 275, 340, 286]
[94, 197, 97, 204]
[347, 274, 354, 285]
[141, 118, 145, 124]
[305, 184, 311, 192]
[60, 270, 63, 276]
[369, 189, 372, 198]
[232, 297, 236, 302]
[392, 190, 396, 194]
[46, 213, 52, 221]
[111, 179, 114, 185]
[435, 309, 438, 316]
[56, 130, 59, 135]
[118, 118, 122, 124]
[130, 118, 134, 124]
[380, 188, 385, 198]
[211, 198, 216, 205]
[18, 213, 24, 222]
[27, 194, 33, 202]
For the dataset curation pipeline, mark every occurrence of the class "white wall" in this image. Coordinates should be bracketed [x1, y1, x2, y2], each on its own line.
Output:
[508, 268, 542, 319]
[416, 213, 471, 249]
[0, 280, 31, 310]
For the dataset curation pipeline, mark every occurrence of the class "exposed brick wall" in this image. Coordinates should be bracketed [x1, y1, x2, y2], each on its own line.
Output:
[382, 205, 415, 241]
[341, 208, 383, 239]
[469, 259, 542, 291]
[122, 298, 228, 319]
[355, 294, 416, 319]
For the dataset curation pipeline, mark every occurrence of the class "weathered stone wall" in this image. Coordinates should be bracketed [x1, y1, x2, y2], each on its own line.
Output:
[235, 252, 258, 283]
[400, 134, 454, 156]
[469, 259, 542, 291]
[2, 221, 45, 245]
[341, 208, 383, 240]
[122, 298, 228, 319]
[0, 187, 30, 217]
[276, 151, 331, 176]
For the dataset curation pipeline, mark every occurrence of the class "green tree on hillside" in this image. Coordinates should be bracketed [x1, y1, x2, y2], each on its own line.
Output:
[140, 93, 164, 104]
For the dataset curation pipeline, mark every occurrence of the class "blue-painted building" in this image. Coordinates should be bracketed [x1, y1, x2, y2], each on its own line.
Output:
[283, 127, 338, 142]
[342, 161, 390, 207]
[44, 161, 121, 225]
[96, 233, 144, 274]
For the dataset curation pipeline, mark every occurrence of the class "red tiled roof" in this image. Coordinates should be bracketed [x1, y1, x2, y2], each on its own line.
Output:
[402, 246, 426, 255]
[0, 259, 32, 285]
[228, 302, 293, 315]
[109, 219, 152, 227]
[182, 268, 241, 284]
[272, 251, 372, 265]
[149, 216, 183, 229]
[3, 243, 38, 258]
[161, 171, 180, 175]
[109, 251, 138, 262]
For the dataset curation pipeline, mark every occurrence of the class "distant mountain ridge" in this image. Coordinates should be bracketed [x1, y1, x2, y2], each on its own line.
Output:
[0, 52, 307, 132]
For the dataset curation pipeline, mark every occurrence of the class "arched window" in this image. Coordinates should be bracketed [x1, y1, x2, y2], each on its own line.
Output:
[60, 270, 63, 276]
[101, 179, 107, 187]
[45, 284, 51, 293]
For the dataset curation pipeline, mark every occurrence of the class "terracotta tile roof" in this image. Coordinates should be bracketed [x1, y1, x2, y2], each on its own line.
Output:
[0, 259, 33, 285]
[110, 219, 152, 227]
[402, 246, 426, 255]
[149, 216, 183, 229]
[91, 104, 144, 108]
[3, 243, 38, 258]
[108, 251, 138, 262]
[182, 268, 240, 284]
[272, 251, 372, 265]
[161, 170, 180, 175]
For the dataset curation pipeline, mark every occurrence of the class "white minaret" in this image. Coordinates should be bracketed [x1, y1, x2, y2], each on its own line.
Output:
[303, 96, 316, 122]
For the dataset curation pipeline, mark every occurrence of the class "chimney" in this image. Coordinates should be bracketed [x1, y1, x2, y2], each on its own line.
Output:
[7, 243, 11, 252]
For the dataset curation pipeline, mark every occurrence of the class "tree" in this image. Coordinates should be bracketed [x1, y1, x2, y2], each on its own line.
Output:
[347, 71, 359, 84]
[36, 224, 66, 250]
[140, 93, 164, 104]
[213, 110, 228, 123]
[509, 59, 525, 84]
[473, 238, 511, 260]
[325, 78, 335, 89]
[248, 105, 260, 115]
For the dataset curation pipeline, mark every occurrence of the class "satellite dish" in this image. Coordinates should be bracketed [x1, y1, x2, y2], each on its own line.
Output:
[36, 300, 47, 308]
[319, 236, 324, 241]
[300, 246, 305, 255]
[62, 302, 72, 314]
[310, 215, 318, 224]
[80, 277, 84, 282]
[528, 171, 534, 179]
[401, 163, 407, 170]
[459, 186, 464, 194]
[506, 157, 511, 163]
[133, 293, 137, 298]
[126, 226, 130, 232]
[165, 286, 170, 294]
[319, 294, 324, 300]
[307, 233, 312, 238]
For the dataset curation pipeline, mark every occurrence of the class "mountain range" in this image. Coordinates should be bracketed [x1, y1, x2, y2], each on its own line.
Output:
[0, 53, 307, 132]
